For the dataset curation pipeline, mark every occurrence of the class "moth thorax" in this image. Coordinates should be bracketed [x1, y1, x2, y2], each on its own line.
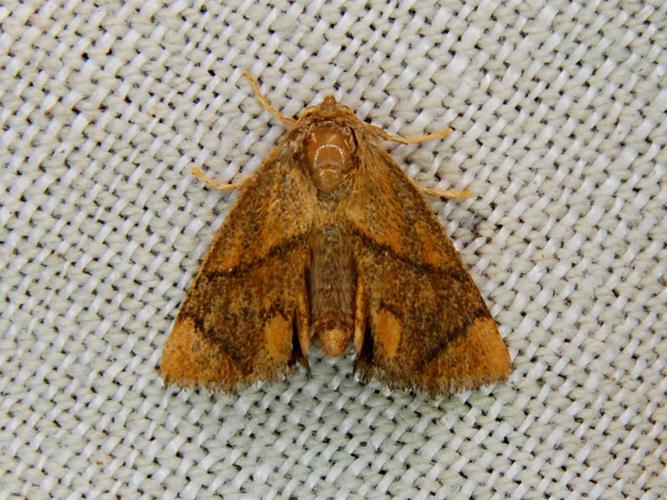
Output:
[304, 123, 354, 194]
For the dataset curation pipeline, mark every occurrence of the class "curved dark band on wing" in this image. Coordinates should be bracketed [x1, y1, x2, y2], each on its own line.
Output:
[416, 306, 491, 370]
[352, 229, 470, 283]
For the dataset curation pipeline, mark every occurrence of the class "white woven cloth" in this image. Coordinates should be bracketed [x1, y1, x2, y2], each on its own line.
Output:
[1, 1, 665, 497]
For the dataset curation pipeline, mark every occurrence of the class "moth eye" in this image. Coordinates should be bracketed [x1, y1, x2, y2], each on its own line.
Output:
[304, 123, 354, 194]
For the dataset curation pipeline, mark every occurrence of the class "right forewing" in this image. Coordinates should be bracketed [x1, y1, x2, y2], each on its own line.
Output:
[344, 140, 511, 394]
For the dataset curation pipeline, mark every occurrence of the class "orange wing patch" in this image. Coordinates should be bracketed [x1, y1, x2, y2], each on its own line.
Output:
[160, 318, 241, 388]
[263, 313, 292, 364]
[372, 309, 402, 360]
[423, 317, 511, 391]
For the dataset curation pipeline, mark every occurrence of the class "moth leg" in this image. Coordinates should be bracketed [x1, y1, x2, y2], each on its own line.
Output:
[190, 166, 247, 192]
[370, 125, 470, 199]
[371, 125, 452, 144]
[417, 185, 472, 200]
[242, 70, 298, 127]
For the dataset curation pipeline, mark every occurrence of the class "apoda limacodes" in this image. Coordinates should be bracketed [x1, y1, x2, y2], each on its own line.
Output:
[160, 71, 511, 394]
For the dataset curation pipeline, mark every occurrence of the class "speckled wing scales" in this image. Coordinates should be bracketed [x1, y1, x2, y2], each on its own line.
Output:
[345, 142, 511, 394]
[160, 147, 316, 391]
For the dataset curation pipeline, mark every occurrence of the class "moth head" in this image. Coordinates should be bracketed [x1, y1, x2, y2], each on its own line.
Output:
[297, 95, 357, 123]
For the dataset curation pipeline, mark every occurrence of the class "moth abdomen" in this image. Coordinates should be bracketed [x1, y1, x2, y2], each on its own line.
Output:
[307, 226, 356, 357]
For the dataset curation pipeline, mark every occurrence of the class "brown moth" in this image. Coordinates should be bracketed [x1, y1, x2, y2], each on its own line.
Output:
[160, 71, 511, 394]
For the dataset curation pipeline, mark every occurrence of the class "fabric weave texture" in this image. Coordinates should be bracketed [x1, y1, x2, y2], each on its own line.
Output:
[1, 1, 665, 498]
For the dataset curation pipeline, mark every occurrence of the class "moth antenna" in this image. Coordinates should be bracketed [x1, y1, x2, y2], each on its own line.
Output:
[190, 166, 247, 192]
[369, 124, 468, 199]
[417, 185, 473, 200]
[371, 124, 452, 144]
[242, 70, 298, 127]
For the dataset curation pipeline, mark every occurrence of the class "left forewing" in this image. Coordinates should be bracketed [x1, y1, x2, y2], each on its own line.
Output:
[161, 145, 315, 391]
[161, 243, 310, 392]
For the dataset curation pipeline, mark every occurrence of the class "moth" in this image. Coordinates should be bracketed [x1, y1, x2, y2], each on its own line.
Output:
[160, 71, 511, 394]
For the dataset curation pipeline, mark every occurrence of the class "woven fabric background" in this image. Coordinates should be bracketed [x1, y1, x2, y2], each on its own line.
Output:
[1, 0, 665, 497]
